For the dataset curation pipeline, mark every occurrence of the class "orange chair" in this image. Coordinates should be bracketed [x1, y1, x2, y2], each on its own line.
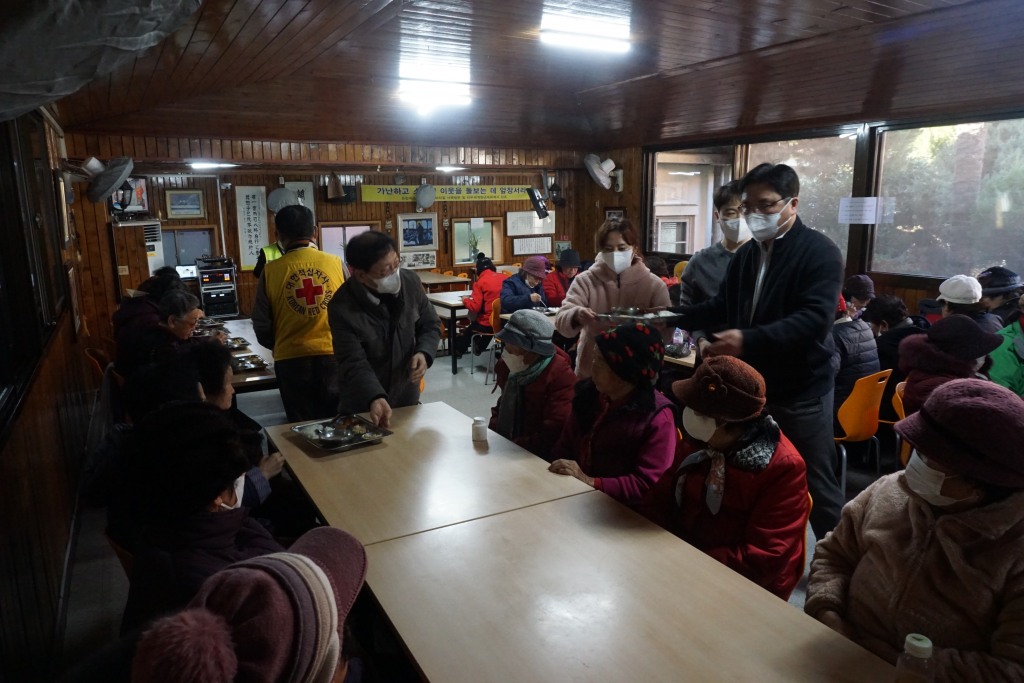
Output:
[105, 529, 134, 580]
[429, 268, 440, 274]
[469, 299, 502, 385]
[85, 348, 111, 383]
[420, 377, 425, 393]
[834, 370, 892, 494]
[784, 493, 814, 601]
[892, 382, 913, 467]
[443, 270, 456, 292]
[511, 262, 522, 268]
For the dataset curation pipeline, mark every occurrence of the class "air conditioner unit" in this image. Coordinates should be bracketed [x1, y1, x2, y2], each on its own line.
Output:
[111, 219, 165, 295]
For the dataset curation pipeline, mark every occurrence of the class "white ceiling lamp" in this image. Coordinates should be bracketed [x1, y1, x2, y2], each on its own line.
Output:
[669, 171, 701, 176]
[190, 162, 238, 169]
[539, 8, 631, 53]
[436, 166, 468, 172]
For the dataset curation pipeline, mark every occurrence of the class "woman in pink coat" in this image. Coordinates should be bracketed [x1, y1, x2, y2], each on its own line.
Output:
[555, 219, 671, 379]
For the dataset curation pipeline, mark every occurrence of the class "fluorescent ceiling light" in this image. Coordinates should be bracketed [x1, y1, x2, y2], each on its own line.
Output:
[669, 171, 700, 176]
[540, 31, 629, 52]
[539, 7, 631, 52]
[190, 162, 238, 169]
[436, 166, 468, 172]
[398, 33, 472, 115]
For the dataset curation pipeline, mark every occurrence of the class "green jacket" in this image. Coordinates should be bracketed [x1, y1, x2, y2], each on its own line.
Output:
[990, 321, 1024, 397]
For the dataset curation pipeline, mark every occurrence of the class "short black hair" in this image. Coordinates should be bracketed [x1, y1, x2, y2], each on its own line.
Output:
[159, 290, 200, 322]
[181, 343, 234, 400]
[943, 300, 986, 315]
[861, 294, 909, 327]
[740, 163, 800, 199]
[346, 230, 397, 272]
[140, 271, 187, 303]
[274, 204, 315, 240]
[476, 252, 496, 276]
[123, 358, 202, 423]
[152, 266, 180, 279]
[713, 181, 742, 210]
[645, 255, 669, 278]
[127, 402, 248, 523]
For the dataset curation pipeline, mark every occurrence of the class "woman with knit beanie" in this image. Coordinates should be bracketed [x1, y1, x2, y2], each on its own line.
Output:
[806, 379, 1024, 681]
[548, 322, 677, 505]
[637, 356, 809, 599]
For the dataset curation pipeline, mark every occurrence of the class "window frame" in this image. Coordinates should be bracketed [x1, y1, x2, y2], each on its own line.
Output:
[451, 216, 504, 265]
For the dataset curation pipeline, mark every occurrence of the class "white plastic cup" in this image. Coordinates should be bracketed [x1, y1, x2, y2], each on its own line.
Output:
[472, 417, 488, 442]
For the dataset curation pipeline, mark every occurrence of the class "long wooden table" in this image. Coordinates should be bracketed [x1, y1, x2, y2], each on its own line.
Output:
[272, 401, 894, 683]
[416, 270, 471, 290]
[427, 291, 471, 374]
[663, 350, 696, 369]
[222, 318, 278, 393]
[266, 402, 592, 546]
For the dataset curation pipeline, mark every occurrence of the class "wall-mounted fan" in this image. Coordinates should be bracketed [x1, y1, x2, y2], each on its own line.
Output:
[415, 183, 435, 212]
[268, 188, 299, 213]
[62, 156, 135, 204]
[584, 154, 623, 192]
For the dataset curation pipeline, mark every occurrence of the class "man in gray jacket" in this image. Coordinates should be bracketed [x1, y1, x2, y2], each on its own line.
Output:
[328, 231, 441, 427]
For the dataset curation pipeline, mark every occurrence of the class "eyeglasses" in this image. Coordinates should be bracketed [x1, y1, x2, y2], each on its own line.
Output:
[739, 197, 790, 216]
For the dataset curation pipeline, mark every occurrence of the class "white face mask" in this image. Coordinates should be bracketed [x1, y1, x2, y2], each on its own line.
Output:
[683, 407, 719, 443]
[220, 474, 245, 511]
[601, 249, 633, 274]
[973, 356, 987, 372]
[745, 198, 794, 242]
[904, 451, 975, 507]
[719, 216, 751, 243]
[503, 352, 529, 374]
[374, 269, 402, 294]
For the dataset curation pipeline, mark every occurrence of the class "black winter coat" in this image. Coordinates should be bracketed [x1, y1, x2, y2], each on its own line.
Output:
[875, 318, 929, 421]
[668, 218, 845, 403]
[831, 319, 880, 428]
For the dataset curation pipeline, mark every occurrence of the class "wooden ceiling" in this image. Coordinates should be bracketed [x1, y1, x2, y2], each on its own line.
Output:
[53, 0, 989, 150]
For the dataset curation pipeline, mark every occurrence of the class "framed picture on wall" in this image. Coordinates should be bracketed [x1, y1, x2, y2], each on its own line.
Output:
[554, 240, 572, 261]
[319, 220, 381, 266]
[166, 189, 206, 219]
[400, 251, 437, 270]
[605, 207, 626, 222]
[398, 212, 438, 252]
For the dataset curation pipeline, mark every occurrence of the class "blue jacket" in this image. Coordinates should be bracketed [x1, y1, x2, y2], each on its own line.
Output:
[500, 272, 547, 313]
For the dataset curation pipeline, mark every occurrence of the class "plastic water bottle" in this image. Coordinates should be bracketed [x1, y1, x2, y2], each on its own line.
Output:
[895, 634, 935, 683]
[472, 417, 488, 442]
[672, 327, 687, 345]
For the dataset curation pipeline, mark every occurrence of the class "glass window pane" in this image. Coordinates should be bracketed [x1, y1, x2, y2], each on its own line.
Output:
[453, 220, 493, 264]
[176, 229, 212, 266]
[748, 136, 856, 261]
[162, 231, 179, 266]
[874, 120, 1024, 277]
[651, 147, 733, 255]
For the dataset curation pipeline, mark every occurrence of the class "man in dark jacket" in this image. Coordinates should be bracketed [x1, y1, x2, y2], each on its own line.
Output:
[667, 163, 845, 537]
[328, 231, 441, 427]
[831, 296, 879, 434]
[860, 294, 929, 421]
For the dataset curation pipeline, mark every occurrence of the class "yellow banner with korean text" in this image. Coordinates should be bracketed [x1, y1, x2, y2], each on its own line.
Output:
[360, 185, 532, 202]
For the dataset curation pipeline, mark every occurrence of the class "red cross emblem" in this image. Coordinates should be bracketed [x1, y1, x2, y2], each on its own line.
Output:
[294, 277, 324, 306]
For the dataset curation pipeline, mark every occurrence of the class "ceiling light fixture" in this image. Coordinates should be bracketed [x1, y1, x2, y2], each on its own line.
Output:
[398, 33, 472, 115]
[539, 30, 630, 52]
[539, 8, 631, 53]
[436, 166, 468, 172]
[669, 171, 700, 176]
[190, 162, 238, 169]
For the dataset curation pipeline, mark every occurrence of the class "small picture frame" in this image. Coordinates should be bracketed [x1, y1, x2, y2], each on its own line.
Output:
[54, 172, 71, 247]
[605, 207, 625, 222]
[400, 252, 438, 269]
[166, 189, 206, 219]
[554, 240, 572, 261]
[398, 212, 438, 252]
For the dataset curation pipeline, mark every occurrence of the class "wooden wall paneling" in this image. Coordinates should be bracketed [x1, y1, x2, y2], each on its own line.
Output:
[567, 147, 644, 260]
[71, 182, 118, 342]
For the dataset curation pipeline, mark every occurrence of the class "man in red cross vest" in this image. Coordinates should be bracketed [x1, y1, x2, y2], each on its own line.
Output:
[253, 205, 346, 422]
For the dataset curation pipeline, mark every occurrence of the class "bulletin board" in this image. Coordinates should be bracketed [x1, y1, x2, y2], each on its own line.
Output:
[507, 210, 556, 236]
[513, 236, 553, 256]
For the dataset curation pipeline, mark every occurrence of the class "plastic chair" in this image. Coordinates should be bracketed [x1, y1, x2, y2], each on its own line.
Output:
[420, 377, 425, 393]
[105, 529, 134, 580]
[429, 269, 440, 274]
[511, 262, 522, 268]
[892, 382, 913, 467]
[673, 260, 688, 279]
[99, 337, 118, 362]
[469, 299, 501, 385]
[457, 273, 469, 278]
[834, 370, 892, 494]
[784, 493, 814, 601]
[85, 348, 111, 383]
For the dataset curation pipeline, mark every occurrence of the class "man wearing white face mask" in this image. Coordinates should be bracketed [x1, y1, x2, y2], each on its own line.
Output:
[328, 230, 441, 428]
[807, 379, 1024, 680]
[666, 163, 845, 538]
[253, 205, 345, 423]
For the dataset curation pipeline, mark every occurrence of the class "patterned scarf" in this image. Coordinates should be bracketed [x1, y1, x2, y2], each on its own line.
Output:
[495, 355, 552, 440]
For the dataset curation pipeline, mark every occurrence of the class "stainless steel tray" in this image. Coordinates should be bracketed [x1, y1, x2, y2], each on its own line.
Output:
[595, 310, 684, 325]
[291, 415, 393, 452]
[224, 337, 250, 350]
[231, 354, 269, 371]
[196, 319, 226, 329]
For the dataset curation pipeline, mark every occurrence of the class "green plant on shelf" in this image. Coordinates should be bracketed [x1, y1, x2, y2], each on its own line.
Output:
[468, 231, 480, 261]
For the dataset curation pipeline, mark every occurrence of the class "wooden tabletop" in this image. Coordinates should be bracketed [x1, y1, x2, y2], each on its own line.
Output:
[266, 402, 592, 546]
[221, 319, 277, 391]
[366, 492, 895, 683]
[663, 351, 696, 368]
[416, 271, 471, 287]
[427, 291, 470, 309]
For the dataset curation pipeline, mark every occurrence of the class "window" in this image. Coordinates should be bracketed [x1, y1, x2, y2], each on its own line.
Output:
[162, 229, 213, 267]
[453, 217, 503, 264]
[318, 222, 380, 265]
[748, 136, 856, 260]
[651, 147, 733, 255]
[873, 119, 1024, 277]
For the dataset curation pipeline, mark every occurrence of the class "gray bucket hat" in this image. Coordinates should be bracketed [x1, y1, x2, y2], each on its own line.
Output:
[496, 310, 555, 357]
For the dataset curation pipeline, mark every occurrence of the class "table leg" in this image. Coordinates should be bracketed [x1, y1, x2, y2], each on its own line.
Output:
[450, 308, 458, 374]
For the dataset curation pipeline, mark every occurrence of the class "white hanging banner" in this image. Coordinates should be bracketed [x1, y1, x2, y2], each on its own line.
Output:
[285, 181, 316, 224]
[236, 186, 267, 271]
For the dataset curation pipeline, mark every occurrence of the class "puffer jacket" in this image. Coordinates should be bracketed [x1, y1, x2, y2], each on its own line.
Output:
[899, 334, 981, 415]
[990, 321, 1024, 396]
[463, 269, 507, 328]
[543, 271, 573, 308]
[806, 473, 1024, 682]
[831, 318, 880, 424]
[500, 272, 547, 314]
[555, 256, 671, 379]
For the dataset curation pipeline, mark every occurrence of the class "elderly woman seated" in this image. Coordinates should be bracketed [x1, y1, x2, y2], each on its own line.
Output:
[548, 323, 677, 505]
[489, 310, 576, 461]
[116, 290, 225, 376]
[638, 356, 809, 599]
[806, 379, 1024, 681]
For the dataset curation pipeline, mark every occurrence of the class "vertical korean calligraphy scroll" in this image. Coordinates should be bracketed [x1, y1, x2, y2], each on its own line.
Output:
[235, 186, 268, 271]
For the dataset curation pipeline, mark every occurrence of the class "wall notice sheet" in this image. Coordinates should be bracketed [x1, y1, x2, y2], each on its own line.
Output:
[235, 186, 267, 270]
[513, 236, 553, 255]
[838, 197, 879, 224]
[507, 210, 556, 236]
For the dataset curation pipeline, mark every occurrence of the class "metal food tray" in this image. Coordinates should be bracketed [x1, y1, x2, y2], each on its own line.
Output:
[231, 354, 269, 371]
[291, 415, 393, 452]
[196, 319, 226, 328]
[224, 337, 250, 350]
[594, 310, 684, 325]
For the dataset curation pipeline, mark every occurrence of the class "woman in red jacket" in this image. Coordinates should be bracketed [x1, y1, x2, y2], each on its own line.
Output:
[489, 309, 576, 460]
[543, 249, 581, 307]
[457, 254, 508, 355]
[638, 356, 809, 599]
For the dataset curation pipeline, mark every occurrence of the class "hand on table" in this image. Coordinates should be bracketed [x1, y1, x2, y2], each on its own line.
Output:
[370, 397, 393, 429]
[530, 293, 542, 303]
[705, 329, 743, 357]
[816, 609, 855, 639]
[258, 451, 285, 479]
[409, 352, 428, 382]
[548, 459, 595, 487]
[211, 330, 228, 344]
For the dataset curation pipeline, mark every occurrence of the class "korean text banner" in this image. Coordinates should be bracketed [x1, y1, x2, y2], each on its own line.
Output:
[235, 186, 267, 270]
[361, 185, 532, 202]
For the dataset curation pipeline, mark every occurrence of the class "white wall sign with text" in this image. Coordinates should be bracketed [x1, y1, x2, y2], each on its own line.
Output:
[235, 186, 267, 270]
[838, 197, 880, 224]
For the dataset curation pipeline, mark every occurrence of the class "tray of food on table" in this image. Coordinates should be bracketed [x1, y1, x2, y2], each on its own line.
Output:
[291, 414, 393, 453]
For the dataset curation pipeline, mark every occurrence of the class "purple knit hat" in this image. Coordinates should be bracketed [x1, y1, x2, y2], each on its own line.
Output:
[131, 527, 367, 683]
[522, 256, 549, 279]
[895, 379, 1024, 489]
